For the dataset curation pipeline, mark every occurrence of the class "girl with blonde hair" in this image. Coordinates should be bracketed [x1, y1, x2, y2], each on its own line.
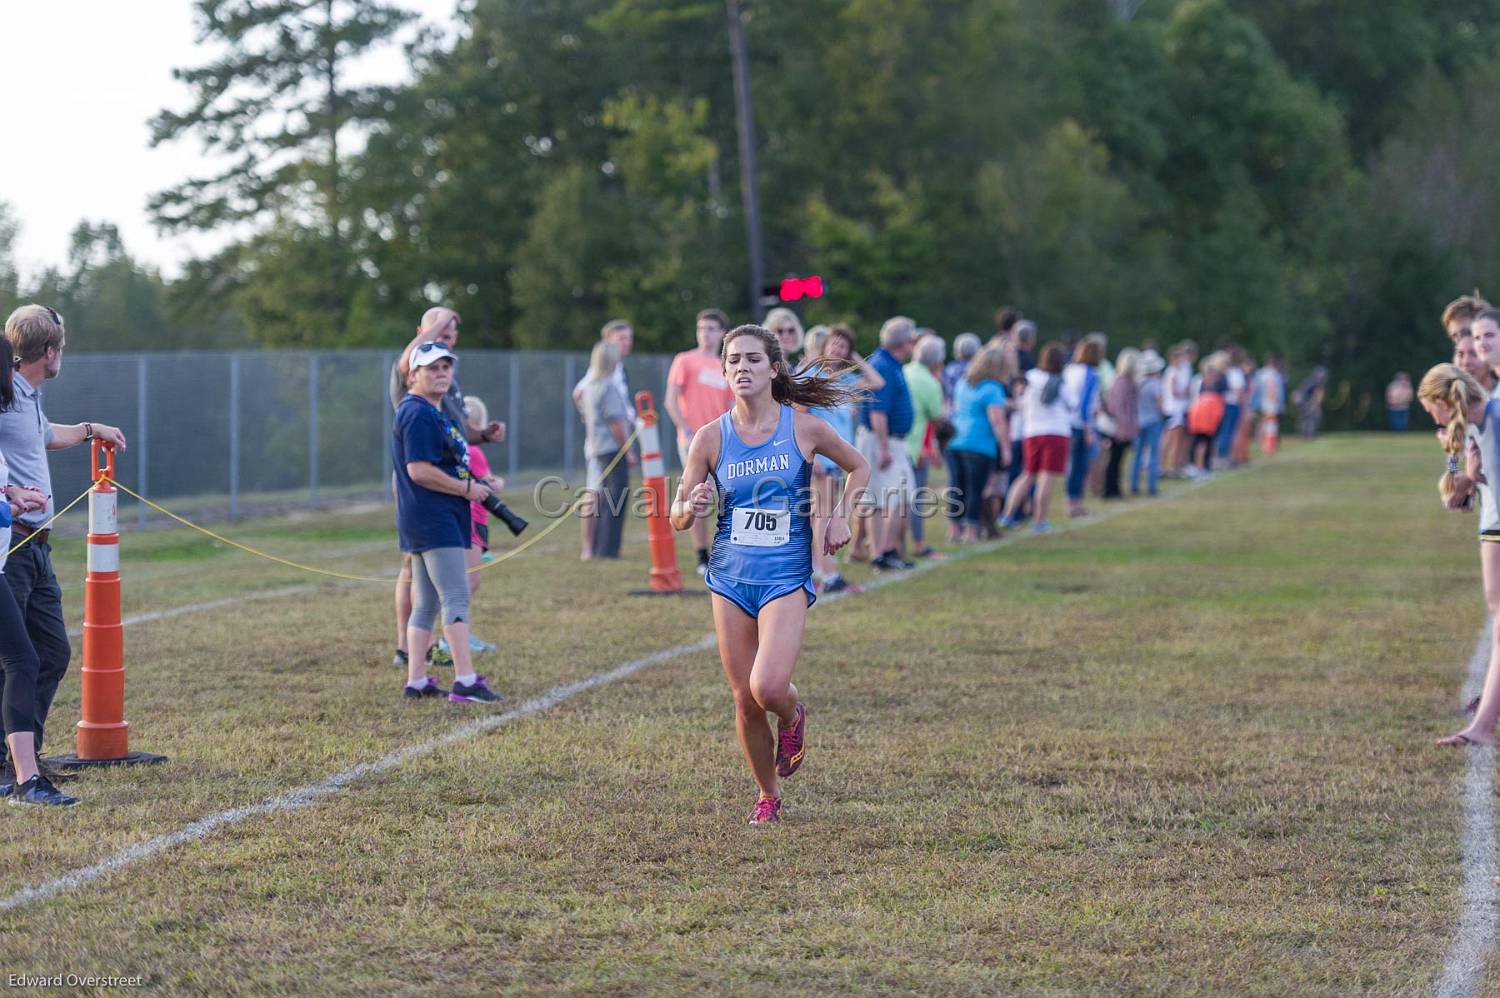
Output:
[1419, 363, 1500, 746]
[581, 340, 634, 559]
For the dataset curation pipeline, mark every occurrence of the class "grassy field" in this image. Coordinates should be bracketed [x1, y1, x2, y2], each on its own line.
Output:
[0, 434, 1489, 993]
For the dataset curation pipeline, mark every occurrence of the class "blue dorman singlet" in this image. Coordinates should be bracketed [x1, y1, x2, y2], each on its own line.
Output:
[708, 404, 813, 584]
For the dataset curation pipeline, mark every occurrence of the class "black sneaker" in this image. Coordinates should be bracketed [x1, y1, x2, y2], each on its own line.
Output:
[872, 553, 915, 572]
[823, 574, 850, 594]
[449, 675, 504, 703]
[403, 678, 448, 700]
[0, 779, 12, 799]
[10, 774, 78, 807]
[393, 649, 409, 669]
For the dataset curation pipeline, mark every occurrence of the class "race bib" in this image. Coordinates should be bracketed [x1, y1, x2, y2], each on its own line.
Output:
[730, 507, 789, 547]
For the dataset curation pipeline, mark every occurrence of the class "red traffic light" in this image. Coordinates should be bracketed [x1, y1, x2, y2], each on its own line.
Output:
[778, 275, 825, 301]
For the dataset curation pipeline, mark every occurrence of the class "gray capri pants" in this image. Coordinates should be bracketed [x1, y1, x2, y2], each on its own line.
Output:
[409, 546, 471, 631]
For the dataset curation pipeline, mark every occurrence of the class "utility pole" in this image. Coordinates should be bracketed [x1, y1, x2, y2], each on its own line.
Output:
[726, 0, 766, 321]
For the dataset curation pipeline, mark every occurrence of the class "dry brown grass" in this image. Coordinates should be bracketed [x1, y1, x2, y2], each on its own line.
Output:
[0, 435, 1484, 993]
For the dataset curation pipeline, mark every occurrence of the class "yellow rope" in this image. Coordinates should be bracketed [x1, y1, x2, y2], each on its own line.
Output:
[98, 422, 647, 584]
[5, 486, 94, 558]
[107, 479, 395, 583]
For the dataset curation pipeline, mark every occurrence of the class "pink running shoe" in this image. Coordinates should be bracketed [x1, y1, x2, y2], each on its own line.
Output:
[747, 797, 782, 825]
[775, 702, 807, 778]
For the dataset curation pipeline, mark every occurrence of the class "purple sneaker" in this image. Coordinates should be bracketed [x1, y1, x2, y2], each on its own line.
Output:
[449, 675, 503, 703]
[775, 702, 807, 778]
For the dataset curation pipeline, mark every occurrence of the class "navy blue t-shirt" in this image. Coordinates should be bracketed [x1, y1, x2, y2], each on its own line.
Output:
[860, 347, 914, 438]
[392, 394, 473, 552]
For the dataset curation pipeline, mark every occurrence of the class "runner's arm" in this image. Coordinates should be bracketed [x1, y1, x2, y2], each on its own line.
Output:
[798, 413, 871, 534]
[670, 423, 719, 531]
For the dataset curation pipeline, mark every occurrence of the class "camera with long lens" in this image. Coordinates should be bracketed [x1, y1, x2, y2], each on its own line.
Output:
[481, 492, 528, 536]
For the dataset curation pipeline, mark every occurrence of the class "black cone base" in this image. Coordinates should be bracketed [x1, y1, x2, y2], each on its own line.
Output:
[46, 751, 168, 769]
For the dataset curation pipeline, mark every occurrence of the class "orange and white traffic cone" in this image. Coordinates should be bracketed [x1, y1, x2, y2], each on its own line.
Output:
[634, 392, 683, 593]
[1260, 414, 1279, 456]
[52, 441, 165, 768]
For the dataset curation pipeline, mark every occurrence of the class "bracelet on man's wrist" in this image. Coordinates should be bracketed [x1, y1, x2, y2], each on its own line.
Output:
[84, 422, 94, 441]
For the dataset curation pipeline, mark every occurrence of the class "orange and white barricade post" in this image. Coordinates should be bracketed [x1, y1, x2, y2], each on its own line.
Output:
[53, 441, 166, 768]
[634, 392, 683, 593]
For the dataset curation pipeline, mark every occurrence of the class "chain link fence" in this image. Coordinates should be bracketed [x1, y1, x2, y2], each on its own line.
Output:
[40, 350, 684, 527]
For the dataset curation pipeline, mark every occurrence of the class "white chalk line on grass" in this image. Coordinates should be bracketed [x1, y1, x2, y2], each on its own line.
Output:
[4, 466, 1237, 913]
[66, 584, 344, 640]
[1437, 621, 1499, 998]
[0, 635, 718, 913]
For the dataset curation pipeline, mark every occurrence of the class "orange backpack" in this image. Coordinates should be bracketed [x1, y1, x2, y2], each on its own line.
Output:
[1187, 392, 1225, 436]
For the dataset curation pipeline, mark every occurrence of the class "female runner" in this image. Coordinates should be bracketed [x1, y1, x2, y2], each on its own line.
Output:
[671, 324, 871, 824]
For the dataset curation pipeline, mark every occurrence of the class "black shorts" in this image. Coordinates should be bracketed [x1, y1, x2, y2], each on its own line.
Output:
[474, 522, 490, 551]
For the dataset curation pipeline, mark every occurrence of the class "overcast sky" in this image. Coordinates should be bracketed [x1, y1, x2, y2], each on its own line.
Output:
[0, 0, 460, 283]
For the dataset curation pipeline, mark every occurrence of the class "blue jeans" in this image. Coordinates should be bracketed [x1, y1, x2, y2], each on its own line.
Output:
[911, 460, 930, 544]
[1389, 409, 1409, 432]
[1066, 428, 1096, 502]
[1132, 421, 1164, 496]
[1216, 404, 1241, 459]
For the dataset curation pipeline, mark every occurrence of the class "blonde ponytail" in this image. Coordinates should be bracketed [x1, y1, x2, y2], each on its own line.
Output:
[1418, 363, 1487, 502]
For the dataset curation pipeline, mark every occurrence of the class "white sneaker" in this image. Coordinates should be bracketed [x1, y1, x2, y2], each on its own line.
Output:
[469, 634, 497, 653]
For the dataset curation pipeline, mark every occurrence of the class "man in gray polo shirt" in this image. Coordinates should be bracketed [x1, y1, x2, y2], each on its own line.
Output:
[0, 305, 127, 777]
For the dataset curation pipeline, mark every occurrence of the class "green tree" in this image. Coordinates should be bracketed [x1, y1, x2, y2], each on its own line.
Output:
[977, 121, 1148, 335]
[0, 202, 20, 320]
[150, 0, 416, 343]
[25, 223, 197, 351]
[1230, 0, 1500, 158]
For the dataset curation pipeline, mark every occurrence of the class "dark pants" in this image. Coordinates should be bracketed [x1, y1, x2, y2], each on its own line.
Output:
[0, 575, 41, 742]
[591, 449, 631, 559]
[947, 449, 993, 525]
[1192, 432, 1216, 470]
[1103, 437, 1132, 497]
[5, 542, 70, 755]
[1389, 409, 1409, 432]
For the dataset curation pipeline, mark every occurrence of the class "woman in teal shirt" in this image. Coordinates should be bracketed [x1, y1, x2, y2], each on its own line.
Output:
[946, 347, 1012, 542]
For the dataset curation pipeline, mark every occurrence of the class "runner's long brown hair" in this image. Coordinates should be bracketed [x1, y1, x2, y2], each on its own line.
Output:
[723, 324, 866, 410]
